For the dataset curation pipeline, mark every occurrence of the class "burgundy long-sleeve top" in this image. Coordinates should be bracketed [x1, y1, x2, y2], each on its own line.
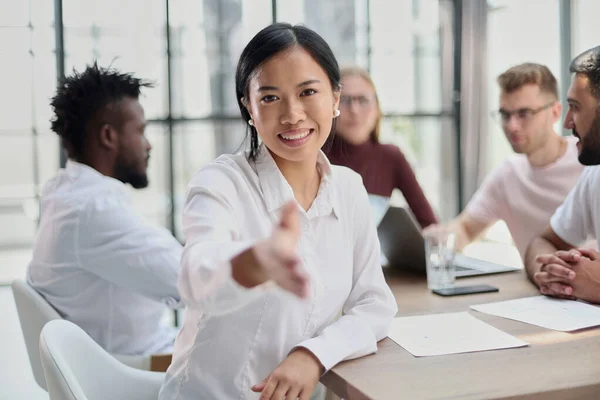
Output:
[324, 136, 437, 228]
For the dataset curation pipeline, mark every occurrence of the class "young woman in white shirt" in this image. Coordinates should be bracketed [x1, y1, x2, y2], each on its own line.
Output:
[159, 23, 397, 400]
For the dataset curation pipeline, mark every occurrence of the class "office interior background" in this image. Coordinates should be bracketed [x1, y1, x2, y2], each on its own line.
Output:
[1, 0, 599, 285]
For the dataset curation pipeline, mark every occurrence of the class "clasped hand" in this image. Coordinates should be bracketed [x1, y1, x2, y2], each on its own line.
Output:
[534, 248, 600, 303]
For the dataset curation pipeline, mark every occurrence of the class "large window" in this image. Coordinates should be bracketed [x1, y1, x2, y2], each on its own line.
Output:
[1, 0, 456, 284]
[573, 0, 600, 56]
[371, 0, 455, 217]
[0, 0, 58, 252]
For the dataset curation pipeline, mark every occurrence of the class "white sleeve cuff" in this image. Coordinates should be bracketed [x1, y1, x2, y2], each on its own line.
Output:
[292, 324, 378, 373]
[179, 240, 269, 316]
[293, 336, 339, 372]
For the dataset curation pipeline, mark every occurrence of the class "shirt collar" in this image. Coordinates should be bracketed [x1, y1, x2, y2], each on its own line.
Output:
[253, 145, 341, 220]
[64, 160, 128, 193]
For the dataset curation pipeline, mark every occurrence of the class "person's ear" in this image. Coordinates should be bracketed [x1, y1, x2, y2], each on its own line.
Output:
[332, 89, 341, 114]
[98, 124, 119, 152]
[241, 97, 253, 117]
[241, 97, 256, 126]
[551, 101, 562, 122]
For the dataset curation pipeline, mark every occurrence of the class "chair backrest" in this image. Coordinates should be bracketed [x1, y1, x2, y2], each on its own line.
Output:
[11, 279, 62, 390]
[39, 320, 165, 400]
[11, 279, 153, 379]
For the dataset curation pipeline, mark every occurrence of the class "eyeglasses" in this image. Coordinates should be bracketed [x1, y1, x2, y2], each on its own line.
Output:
[339, 95, 376, 109]
[491, 101, 555, 125]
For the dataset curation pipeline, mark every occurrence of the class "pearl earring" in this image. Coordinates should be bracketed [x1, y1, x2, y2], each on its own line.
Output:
[248, 119, 254, 126]
[334, 109, 340, 117]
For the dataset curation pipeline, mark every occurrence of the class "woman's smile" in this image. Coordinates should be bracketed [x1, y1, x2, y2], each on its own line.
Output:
[277, 128, 315, 147]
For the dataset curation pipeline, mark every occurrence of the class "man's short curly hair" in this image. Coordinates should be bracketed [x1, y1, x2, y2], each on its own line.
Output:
[50, 61, 153, 159]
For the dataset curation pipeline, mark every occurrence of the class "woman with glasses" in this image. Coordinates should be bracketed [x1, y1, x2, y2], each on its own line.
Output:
[324, 67, 437, 228]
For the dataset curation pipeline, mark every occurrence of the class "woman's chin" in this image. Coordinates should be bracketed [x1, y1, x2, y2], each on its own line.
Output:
[268, 139, 328, 164]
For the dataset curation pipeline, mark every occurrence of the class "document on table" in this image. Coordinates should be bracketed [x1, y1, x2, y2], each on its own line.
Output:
[471, 295, 600, 332]
[387, 312, 528, 357]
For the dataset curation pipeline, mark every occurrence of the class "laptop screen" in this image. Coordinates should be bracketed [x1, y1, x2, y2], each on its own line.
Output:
[368, 194, 390, 266]
[368, 194, 390, 227]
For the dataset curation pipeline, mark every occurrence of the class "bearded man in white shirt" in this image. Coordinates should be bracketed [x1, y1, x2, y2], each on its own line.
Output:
[27, 62, 183, 357]
[525, 45, 600, 304]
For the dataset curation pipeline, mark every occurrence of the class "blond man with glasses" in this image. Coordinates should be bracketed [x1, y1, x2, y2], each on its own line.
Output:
[425, 63, 583, 258]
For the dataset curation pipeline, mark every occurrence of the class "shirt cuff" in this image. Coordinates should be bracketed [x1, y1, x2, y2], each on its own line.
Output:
[180, 240, 264, 313]
[293, 336, 341, 373]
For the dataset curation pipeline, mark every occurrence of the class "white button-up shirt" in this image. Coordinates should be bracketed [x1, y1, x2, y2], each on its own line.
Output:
[159, 146, 397, 400]
[27, 160, 183, 355]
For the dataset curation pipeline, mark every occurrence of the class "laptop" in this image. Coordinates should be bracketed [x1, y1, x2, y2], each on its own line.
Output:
[368, 194, 390, 227]
[376, 206, 521, 278]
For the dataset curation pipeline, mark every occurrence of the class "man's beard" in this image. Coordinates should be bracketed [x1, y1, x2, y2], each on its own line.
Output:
[114, 154, 149, 189]
[577, 111, 600, 166]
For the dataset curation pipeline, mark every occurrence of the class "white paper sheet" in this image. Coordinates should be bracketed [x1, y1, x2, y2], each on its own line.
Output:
[387, 312, 528, 357]
[471, 295, 600, 332]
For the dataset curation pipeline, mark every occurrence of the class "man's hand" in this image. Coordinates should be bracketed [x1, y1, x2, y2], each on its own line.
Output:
[423, 213, 489, 252]
[524, 227, 574, 283]
[533, 252, 577, 300]
[251, 348, 323, 400]
[559, 248, 600, 304]
[252, 200, 310, 299]
[422, 223, 441, 236]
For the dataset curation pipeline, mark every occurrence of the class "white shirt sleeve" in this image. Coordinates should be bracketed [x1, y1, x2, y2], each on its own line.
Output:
[76, 196, 183, 308]
[294, 176, 398, 371]
[178, 163, 265, 315]
[550, 167, 596, 246]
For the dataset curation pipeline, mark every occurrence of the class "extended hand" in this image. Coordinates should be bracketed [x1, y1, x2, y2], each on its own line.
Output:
[253, 200, 310, 298]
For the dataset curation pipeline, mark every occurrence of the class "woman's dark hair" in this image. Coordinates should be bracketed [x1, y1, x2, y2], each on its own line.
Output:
[235, 22, 341, 161]
[570, 45, 600, 100]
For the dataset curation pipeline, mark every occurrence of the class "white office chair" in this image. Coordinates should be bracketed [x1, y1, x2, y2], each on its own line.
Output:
[11, 279, 153, 391]
[12, 279, 62, 390]
[40, 319, 165, 400]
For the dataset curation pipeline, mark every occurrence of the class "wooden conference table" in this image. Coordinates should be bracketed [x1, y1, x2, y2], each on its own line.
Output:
[322, 268, 600, 400]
